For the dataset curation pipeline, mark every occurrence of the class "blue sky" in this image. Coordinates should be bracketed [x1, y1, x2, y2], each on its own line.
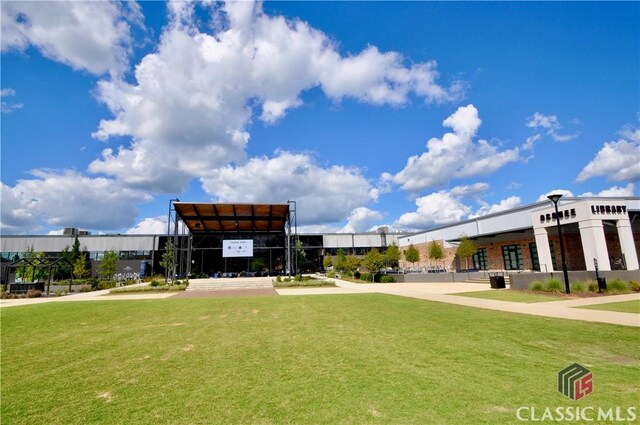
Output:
[1, 1, 639, 235]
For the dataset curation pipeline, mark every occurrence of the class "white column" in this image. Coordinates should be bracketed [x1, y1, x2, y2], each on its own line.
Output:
[617, 220, 639, 270]
[579, 220, 610, 271]
[534, 227, 554, 272]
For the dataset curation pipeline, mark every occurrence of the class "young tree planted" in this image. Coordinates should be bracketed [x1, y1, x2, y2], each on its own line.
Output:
[323, 256, 333, 270]
[404, 244, 420, 267]
[363, 248, 385, 281]
[344, 254, 361, 278]
[428, 240, 445, 268]
[160, 240, 175, 282]
[385, 243, 401, 269]
[456, 237, 478, 271]
[99, 251, 119, 281]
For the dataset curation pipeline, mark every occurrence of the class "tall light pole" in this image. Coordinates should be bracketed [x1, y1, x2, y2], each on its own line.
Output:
[547, 194, 570, 294]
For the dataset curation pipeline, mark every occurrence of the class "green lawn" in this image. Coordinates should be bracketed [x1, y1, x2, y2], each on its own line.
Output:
[2, 295, 639, 424]
[452, 289, 561, 303]
[577, 300, 640, 314]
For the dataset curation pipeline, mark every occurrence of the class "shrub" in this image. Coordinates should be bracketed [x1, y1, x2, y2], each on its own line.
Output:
[79, 284, 92, 293]
[275, 275, 282, 283]
[294, 274, 303, 282]
[606, 278, 628, 293]
[283, 277, 291, 283]
[380, 275, 396, 283]
[529, 281, 543, 291]
[587, 281, 599, 292]
[629, 281, 640, 292]
[26, 289, 42, 298]
[54, 289, 67, 297]
[150, 279, 162, 287]
[97, 280, 116, 290]
[544, 277, 563, 293]
[353, 271, 361, 279]
[360, 273, 372, 282]
[570, 282, 586, 293]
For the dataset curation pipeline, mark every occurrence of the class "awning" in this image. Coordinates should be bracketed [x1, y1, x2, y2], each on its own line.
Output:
[173, 203, 290, 234]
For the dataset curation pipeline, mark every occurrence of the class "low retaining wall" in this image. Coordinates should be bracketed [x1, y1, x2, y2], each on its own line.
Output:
[510, 270, 640, 290]
[394, 271, 490, 283]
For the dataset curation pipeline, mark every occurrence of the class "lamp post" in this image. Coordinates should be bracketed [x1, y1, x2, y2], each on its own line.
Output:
[547, 194, 570, 294]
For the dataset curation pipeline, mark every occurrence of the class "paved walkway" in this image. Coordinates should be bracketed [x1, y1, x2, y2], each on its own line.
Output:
[2, 278, 639, 327]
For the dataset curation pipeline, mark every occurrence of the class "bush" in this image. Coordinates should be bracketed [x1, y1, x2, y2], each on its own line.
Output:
[97, 280, 117, 290]
[150, 279, 162, 287]
[606, 278, 628, 293]
[275, 275, 282, 283]
[529, 281, 543, 291]
[353, 271, 361, 279]
[629, 281, 640, 292]
[380, 275, 396, 283]
[587, 281, 599, 293]
[79, 284, 92, 293]
[360, 273, 372, 282]
[544, 277, 563, 293]
[570, 282, 586, 292]
[294, 274, 303, 282]
[26, 289, 42, 298]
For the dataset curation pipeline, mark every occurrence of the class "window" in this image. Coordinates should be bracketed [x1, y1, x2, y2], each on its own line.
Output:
[502, 245, 523, 270]
[473, 248, 488, 270]
[529, 242, 540, 271]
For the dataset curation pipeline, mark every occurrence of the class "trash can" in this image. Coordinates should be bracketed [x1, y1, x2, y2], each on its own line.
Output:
[489, 273, 506, 289]
[597, 277, 607, 292]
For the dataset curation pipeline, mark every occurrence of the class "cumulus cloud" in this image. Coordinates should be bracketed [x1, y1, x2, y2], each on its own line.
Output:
[579, 183, 636, 197]
[200, 150, 378, 226]
[536, 189, 575, 202]
[91, 0, 464, 193]
[383, 105, 519, 193]
[576, 124, 640, 183]
[526, 112, 578, 143]
[126, 216, 168, 234]
[340, 207, 384, 233]
[1, 88, 23, 113]
[470, 196, 522, 218]
[1, 170, 149, 234]
[1, 1, 139, 76]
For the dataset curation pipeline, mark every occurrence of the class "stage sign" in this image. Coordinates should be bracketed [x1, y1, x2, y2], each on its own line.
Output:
[223, 240, 253, 258]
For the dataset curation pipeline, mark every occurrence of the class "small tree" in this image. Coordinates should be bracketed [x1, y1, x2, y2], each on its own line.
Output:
[160, 240, 175, 282]
[99, 251, 119, 281]
[385, 243, 401, 269]
[73, 255, 90, 279]
[323, 256, 333, 270]
[456, 237, 478, 271]
[250, 258, 265, 273]
[363, 248, 385, 281]
[344, 254, 361, 278]
[16, 247, 47, 282]
[334, 248, 347, 275]
[427, 240, 445, 268]
[404, 244, 420, 267]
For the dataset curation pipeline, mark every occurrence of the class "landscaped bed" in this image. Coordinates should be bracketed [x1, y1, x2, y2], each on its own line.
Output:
[2, 294, 638, 424]
[272, 275, 336, 288]
[452, 289, 562, 303]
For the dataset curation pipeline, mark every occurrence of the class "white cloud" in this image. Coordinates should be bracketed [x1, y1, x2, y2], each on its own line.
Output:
[576, 124, 640, 183]
[536, 189, 575, 202]
[90, 0, 464, 193]
[340, 207, 384, 233]
[1, 1, 139, 76]
[1, 170, 149, 234]
[200, 150, 377, 226]
[526, 112, 578, 143]
[383, 105, 519, 193]
[126, 216, 168, 235]
[579, 183, 636, 197]
[1, 87, 23, 113]
[470, 196, 522, 218]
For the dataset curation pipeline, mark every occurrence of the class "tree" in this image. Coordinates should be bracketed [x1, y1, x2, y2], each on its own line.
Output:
[73, 255, 90, 279]
[71, 236, 81, 263]
[385, 243, 401, 269]
[16, 247, 47, 282]
[344, 254, 361, 278]
[99, 251, 119, 280]
[404, 244, 420, 267]
[160, 240, 175, 282]
[363, 248, 385, 281]
[250, 258, 265, 273]
[334, 248, 347, 275]
[456, 237, 478, 271]
[427, 240, 445, 268]
[295, 239, 306, 275]
[323, 256, 333, 270]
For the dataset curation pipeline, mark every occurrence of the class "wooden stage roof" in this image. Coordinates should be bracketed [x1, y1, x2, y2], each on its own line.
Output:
[173, 203, 290, 234]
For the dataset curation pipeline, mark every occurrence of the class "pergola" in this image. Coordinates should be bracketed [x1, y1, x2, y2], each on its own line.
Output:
[2, 257, 74, 295]
[168, 202, 296, 277]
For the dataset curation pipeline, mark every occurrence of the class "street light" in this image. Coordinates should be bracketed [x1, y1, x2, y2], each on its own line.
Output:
[547, 194, 570, 294]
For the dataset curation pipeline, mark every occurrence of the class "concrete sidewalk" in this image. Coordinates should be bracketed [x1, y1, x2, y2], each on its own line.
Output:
[325, 278, 640, 327]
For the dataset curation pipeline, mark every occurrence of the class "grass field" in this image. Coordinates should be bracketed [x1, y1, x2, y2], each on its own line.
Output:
[577, 299, 640, 314]
[2, 294, 639, 424]
[452, 289, 561, 303]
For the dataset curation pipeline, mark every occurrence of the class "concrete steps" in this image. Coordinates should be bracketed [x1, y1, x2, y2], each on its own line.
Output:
[186, 277, 274, 291]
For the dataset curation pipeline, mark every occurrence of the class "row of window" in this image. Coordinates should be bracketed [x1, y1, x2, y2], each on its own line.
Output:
[1, 250, 152, 262]
[471, 242, 555, 271]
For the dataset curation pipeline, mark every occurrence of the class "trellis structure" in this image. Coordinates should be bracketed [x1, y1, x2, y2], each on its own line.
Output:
[2, 257, 74, 295]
